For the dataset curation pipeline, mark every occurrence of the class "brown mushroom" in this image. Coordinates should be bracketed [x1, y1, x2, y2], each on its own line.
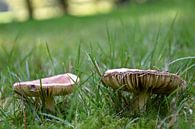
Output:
[13, 73, 79, 111]
[101, 68, 186, 111]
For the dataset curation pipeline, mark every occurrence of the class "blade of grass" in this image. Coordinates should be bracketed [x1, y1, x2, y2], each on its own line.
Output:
[87, 53, 102, 77]
[25, 60, 30, 80]
[150, 25, 161, 68]
[45, 42, 55, 73]
[40, 112, 74, 128]
[168, 56, 195, 66]
[180, 63, 195, 76]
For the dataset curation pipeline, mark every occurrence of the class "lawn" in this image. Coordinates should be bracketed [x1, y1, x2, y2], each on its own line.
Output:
[0, 0, 195, 128]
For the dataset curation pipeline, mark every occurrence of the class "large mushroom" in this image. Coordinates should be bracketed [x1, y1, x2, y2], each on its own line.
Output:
[101, 68, 186, 111]
[13, 73, 79, 111]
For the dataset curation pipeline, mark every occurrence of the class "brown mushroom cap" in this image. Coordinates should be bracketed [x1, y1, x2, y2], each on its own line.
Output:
[102, 68, 186, 94]
[13, 73, 80, 97]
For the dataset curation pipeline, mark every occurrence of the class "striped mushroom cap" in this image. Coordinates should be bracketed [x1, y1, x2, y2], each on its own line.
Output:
[102, 68, 186, 94]
[13, 73, 80, 97]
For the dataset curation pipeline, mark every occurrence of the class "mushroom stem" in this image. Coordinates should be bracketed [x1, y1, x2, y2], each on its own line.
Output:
[44, 96, 55, 112]
[133, 92, 150, 111]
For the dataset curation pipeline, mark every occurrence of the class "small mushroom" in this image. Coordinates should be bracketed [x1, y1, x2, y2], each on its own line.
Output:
[101, 68, 186, 111]
[13, 73, 79, 111]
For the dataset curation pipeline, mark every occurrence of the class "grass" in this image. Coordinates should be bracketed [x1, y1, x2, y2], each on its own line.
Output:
[0, 0, 195, 128]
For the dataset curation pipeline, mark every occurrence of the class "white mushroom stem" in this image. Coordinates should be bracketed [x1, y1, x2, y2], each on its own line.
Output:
[133, 92, 150, 111]
[44, 96, 55, 112]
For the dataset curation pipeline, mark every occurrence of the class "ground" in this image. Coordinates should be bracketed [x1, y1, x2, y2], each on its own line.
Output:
[0, 0, 194, 128]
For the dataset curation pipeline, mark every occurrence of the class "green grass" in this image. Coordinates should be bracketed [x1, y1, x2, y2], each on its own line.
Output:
[0, 0, 195, 128]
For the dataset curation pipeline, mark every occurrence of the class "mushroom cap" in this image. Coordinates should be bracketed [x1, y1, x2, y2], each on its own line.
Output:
[102, 68, 186, 94]
[13, 73, 80, 97]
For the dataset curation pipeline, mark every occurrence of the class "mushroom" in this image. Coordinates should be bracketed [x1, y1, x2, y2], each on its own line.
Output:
[13, 73, 79, 112]
[101, 68, 186, 111]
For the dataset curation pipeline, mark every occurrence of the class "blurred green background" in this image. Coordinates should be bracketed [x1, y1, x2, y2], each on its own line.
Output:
[0, 0, 192, 22]
[1, 0, 117, 23]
